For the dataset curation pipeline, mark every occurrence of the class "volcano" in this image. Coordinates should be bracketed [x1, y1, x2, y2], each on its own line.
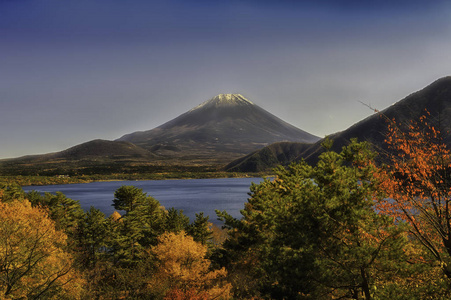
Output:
[117, 94, 320, 164]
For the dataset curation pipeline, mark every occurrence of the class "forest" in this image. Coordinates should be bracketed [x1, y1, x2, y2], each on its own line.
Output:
[2, 114, 451, 299]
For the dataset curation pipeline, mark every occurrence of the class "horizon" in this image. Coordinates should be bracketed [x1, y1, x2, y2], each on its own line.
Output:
[2, 0, 451, 159]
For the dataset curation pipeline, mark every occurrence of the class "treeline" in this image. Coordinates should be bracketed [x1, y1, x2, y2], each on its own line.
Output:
[0, 171, 264, 187]
[0, 161, 241, 178]
[2, 113, 451, 299]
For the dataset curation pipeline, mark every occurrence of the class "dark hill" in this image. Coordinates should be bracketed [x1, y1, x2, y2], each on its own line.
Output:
[301, 76, 451, 164]
[225, 142, 313, 172]
[0, 140, 156, 176]
[118, 94, 320, 164]
[53, 139, 155, 160]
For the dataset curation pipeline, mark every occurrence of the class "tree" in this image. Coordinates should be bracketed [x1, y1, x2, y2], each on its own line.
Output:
[0, 183, 26, 202]
[164, 207, 190, 234]
[216, 140, 408, 299]
[376, 111, 451, 282]
[0, 199, 84, 299]
[149, 231, 231, 300]
[76, 206, 109, 268]
[26, 191, 85, 238]
[112, 185, 148, 213]
[186, 212, 212, 245]
[109, 186, 166, 265]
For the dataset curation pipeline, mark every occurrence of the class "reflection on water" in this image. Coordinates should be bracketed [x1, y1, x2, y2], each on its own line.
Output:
[23, 177, 265, 225]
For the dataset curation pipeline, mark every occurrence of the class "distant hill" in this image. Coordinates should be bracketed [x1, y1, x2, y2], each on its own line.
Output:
[117, 94, 320, 164]
[52, 139, 155, 160]
[225, 142, 312, 172]
[0, 140, 156, 176]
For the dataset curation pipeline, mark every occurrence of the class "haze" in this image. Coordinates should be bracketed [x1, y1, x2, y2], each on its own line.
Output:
[1, 0, 451, 158]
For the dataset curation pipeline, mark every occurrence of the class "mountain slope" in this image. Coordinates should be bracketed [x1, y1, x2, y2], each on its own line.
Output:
[0, 140, 156, 176]
[225, 142, 313, 172]
[301, 76, 451, 164]
[52, 139, 155, 160]
[118, 94, 320, 164]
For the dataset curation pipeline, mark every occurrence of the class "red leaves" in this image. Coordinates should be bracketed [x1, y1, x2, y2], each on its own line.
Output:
[375, 110, 451, 274]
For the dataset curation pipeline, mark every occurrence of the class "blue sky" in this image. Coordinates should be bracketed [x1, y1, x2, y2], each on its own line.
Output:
[1, 0, 451, 158]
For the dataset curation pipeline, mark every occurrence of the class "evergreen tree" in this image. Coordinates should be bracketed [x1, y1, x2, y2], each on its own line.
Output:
[26, 190, 84, 238]
[109, 186, 166, 265]
[112, 185, 148, 213]
[187, 212, 213, 245]
[216, 140, 409, 299]
[76, 206, 109, 268]
[164, 207, 190, 233]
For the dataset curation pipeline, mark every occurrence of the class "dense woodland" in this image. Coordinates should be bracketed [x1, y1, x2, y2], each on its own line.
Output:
[3, 114, 451, 299]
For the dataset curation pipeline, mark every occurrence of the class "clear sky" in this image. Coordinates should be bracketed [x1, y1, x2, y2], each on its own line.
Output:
[1, 0, 451, 159]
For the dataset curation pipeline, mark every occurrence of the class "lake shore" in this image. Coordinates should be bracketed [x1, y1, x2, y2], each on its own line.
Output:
[1, 171, 271, 187]
[22, 177, 266, 225]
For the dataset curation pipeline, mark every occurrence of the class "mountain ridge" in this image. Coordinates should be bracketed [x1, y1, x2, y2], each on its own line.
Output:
[300, 76, 451, 164]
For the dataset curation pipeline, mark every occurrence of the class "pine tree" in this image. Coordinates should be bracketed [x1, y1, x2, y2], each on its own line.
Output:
[216, 140, 409, 299]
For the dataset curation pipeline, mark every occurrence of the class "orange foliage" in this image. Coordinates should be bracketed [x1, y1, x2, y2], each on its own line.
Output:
[375, 111, 451, 276]
[164, 287, 209, 300]
[0, 200, 85, 299]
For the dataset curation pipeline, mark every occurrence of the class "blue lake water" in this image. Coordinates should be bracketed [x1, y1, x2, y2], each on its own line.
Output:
[23, 177, 265, 225]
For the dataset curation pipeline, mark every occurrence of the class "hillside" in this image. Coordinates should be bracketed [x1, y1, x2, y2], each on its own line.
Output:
[0, 140, 157, 176]
[300, 76, 451, 164]
[224, 142, 312, 172]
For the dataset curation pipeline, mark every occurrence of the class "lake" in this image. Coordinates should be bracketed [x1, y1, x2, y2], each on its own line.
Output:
[23, 177, 265, 225]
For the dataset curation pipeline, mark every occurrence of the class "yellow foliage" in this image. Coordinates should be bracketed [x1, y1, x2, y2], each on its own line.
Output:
[0, 200, 85, 299]
[110, 210, 122, 222]
[150, 231, 231, 299]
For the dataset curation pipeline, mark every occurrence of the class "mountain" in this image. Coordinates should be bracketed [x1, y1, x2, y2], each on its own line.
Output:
[117, 94, 320, 164]
[0, 94, 319, 175]
[224, 142, 313, 172]
[225, 76, 451, 171]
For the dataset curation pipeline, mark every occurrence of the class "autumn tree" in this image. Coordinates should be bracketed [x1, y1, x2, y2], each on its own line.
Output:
[0, 199, 84, 299]
[149, 231, 231, 300]
[376, 111, 451, 283]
